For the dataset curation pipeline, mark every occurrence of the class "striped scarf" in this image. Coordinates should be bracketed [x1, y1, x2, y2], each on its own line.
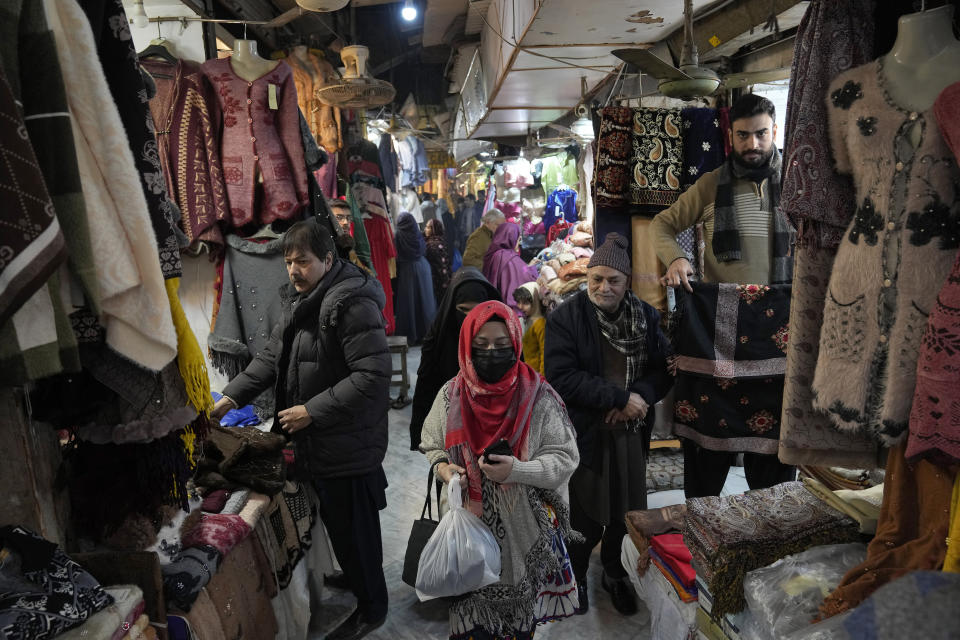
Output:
[713, 146, 795, 284]
[595, 291, 649, 433]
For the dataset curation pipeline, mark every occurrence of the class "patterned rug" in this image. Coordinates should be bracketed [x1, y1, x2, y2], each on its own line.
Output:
[646, 448, 684, 494]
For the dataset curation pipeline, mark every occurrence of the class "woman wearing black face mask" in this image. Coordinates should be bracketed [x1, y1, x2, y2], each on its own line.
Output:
[420, 301, 581, 640]
[409, 267, 501, 450]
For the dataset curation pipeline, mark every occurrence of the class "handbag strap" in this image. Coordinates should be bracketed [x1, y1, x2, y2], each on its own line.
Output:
[421, 463, 443, 521]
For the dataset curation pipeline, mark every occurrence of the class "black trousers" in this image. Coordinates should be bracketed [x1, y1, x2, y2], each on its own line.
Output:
[682, 440, 796, 499]
[568, 494, 629, 581]
[313, 467, 389, 622]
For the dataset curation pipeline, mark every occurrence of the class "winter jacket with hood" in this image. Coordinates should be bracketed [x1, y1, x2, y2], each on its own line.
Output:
[223, 259, 391, 478]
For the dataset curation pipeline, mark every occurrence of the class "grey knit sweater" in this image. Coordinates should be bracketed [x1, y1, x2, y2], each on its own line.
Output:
[420, 380, 579, 586]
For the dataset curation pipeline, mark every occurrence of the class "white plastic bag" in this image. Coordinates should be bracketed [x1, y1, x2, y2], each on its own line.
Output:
[415, 475, 501, 601]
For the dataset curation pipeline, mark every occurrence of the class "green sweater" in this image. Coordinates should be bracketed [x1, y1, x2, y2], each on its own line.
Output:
[650, 166, 776, 286]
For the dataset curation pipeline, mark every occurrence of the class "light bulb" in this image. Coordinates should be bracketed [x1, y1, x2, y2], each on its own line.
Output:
[130, 0, 149, 28]
[401, 0, 417, 21]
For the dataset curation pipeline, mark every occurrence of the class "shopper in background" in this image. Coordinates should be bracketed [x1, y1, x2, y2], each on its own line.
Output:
[439, 197, 463, 267]
[329, 198, 369, 273]
[459, 193, 481, 244]
[420, 192, 437, 225]
[513, 282, 546, 375]
[650, 93, 796, 497]
[409, 267, 501, 450]
[462, 208, 505, 269]
[544, 232, 673, 617]
[420, 300, 581, 640]
[482, 221, 538, 316]
[424, 219, 453, 303]
[394, 212, 437, 345]
[211, 219, 390, 640]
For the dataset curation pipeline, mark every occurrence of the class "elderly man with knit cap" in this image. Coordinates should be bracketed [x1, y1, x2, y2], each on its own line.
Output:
[545, 232, 673, 616]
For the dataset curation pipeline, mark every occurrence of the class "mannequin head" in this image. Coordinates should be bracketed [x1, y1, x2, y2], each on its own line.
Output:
[728, 94, 777, 168]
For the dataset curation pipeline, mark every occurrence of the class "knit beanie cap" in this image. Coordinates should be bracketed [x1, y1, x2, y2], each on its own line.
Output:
[587, 232, 631, 276]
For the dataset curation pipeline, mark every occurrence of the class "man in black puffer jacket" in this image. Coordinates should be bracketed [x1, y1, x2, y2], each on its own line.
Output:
[212, 219, 391, 640]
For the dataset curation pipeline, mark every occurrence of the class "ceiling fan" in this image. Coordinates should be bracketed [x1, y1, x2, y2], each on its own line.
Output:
[611, 0, 790, 99]
[263, 0, 350, 28]
[316, 45, 396, 108]
[370, 112, 437, 140]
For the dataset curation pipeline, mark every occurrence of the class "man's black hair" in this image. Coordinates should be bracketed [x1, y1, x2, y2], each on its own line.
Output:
[282, 219, 336, 261]
[729, 93, 776, 125]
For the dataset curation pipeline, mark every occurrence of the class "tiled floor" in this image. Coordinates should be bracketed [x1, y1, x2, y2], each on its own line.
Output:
[307, 347, 748, 640]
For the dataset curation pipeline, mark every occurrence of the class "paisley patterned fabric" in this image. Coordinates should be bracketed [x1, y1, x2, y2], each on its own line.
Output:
[780, 0, 876, 249]
[630, 108, 683, 207]
[593, 106, 633, 209]
[683, 481, 860, 618]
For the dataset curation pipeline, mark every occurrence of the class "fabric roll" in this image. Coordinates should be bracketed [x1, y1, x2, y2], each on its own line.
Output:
[631, 217, 667, 312]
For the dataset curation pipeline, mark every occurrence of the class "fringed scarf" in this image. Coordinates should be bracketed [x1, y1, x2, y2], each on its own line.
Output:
[444, 301, 542, 514]
[712, 146, 795, 284]
[594, 291, 649, 433]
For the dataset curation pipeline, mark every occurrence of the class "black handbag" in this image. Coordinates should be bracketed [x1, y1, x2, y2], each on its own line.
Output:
[402, 465, 443, 588]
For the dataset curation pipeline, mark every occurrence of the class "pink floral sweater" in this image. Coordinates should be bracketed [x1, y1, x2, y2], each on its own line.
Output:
[201, 58, 308, 227]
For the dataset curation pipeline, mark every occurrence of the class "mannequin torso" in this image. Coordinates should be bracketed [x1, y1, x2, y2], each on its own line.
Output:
[230, 39, 279, 82]
[883, 5, 960, 115]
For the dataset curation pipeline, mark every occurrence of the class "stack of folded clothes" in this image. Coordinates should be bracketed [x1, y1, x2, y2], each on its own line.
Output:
[683, 481, 861, 618]
[649, 534, 697, 603]
[802, 477, 884, 534]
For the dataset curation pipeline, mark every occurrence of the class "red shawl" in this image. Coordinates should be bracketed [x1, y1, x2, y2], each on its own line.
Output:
[444, 300, 542, 509]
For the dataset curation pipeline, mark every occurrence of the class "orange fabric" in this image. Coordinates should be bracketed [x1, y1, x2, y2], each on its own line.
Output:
[820, 443, 955, 617]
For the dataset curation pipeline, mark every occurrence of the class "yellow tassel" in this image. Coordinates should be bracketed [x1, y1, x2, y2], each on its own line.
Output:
[945, 472, 960, 574]
[180, 424, 197, 471]
[165, 278, 213, 416]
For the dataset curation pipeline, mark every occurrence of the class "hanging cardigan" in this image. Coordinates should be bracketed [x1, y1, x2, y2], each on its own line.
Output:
[202, 58, 308, 228]
[812, 60, 960, 445]
[79, 0, 185, 280]
[42, 0, 177, 371]
[142, 58, 229, 247]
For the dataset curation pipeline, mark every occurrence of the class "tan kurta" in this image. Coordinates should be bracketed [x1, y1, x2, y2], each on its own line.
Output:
[462, 225, 493, 269]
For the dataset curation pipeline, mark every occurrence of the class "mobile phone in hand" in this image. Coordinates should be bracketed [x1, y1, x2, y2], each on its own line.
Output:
[481, 438, 512, 464]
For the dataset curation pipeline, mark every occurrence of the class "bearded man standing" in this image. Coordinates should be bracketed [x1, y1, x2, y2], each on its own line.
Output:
[544, 233, 673, 616]
[651, 93, 796, 498]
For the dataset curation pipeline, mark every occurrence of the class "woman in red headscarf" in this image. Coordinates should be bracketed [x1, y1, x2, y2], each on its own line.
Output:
[420, 300, 580, 640]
